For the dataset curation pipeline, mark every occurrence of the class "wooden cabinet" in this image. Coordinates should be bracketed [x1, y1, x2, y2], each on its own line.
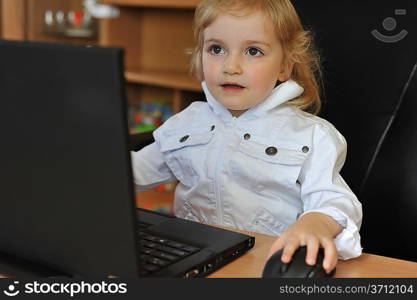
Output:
[99, 1, 204, 210]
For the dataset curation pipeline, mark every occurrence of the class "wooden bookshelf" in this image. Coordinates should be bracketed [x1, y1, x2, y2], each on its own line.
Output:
[126, 69, 201, 91]
[100, 0, 204, 209]
[99, 3, 204, 113]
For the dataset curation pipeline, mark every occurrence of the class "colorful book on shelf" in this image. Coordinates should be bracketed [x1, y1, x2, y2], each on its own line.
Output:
[154, 182, 176, 193]
[129, 102, 173, 134]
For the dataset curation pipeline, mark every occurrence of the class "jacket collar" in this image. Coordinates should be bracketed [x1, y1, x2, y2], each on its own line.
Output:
[201, 80, 304, 123]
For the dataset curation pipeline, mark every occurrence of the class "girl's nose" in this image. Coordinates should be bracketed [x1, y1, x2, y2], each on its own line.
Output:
[223, 53, 243, 75]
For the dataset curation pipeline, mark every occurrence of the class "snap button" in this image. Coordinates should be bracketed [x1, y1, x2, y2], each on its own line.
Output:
[302, 146, 309, 153]
[211, 125, 215, 131]
[179, 135, 189, 143]
[244, 133, 251, 140]
[265, 146, 278, 156]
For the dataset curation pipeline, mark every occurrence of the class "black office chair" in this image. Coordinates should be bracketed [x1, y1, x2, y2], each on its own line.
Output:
[292, 0, 417, 261]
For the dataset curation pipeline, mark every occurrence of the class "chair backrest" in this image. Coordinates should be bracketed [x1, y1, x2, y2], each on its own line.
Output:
[292, 0, 417, 261]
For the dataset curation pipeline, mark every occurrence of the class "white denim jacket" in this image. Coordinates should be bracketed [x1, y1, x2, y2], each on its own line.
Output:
[131, 80, 363, 259]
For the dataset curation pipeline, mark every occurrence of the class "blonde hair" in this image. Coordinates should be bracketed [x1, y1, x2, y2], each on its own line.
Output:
[190, 0, 322, 115]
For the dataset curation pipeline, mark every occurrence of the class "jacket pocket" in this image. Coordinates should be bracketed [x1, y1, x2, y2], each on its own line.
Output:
[160, 128, 214, 186]
[249, 208, 290, 236]
[229, 139, 307, 194]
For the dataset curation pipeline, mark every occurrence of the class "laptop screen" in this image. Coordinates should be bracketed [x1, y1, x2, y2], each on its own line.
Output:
[0, 40, 140, 276]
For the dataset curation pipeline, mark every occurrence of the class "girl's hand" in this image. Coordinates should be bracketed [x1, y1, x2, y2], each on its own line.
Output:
[267, 212, 343, 274]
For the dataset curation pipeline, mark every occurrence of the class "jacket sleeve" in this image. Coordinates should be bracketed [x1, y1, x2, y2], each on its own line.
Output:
[130, 135, 176, 193]
[298, 124, 363, 260]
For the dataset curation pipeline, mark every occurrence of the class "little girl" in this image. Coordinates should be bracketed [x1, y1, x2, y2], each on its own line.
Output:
[131, 0, 362, 274]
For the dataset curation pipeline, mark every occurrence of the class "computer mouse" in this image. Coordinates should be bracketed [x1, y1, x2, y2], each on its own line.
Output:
[262, 246, 336, 278]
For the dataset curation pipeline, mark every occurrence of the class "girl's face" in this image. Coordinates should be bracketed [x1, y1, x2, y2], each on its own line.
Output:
[202, 11, 291, 117]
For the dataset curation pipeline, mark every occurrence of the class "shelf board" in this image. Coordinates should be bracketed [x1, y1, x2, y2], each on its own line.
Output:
[125, 69, 202, 92]
[101, 0, 201, 8]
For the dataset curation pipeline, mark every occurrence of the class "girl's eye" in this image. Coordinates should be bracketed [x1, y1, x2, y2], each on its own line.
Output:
[209, 45, 224, 55]
[247, 47, 263, 56]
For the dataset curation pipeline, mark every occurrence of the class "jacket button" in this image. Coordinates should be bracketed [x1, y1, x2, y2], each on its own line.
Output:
[244, 133, 251, 140]
[211, 125, 215, 131]
[179, 135, 189, 143]
[302, 146, 309, 153]
[265, 146, 278, 156]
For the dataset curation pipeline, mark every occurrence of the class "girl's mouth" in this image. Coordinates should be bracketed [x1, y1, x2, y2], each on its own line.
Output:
[221, 83, 245, 92]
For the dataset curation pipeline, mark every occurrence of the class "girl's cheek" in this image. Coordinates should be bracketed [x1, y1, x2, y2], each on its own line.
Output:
[249, 65, 280, 90]
[202, 59, 219, 81]
[249, 67, 268, 86]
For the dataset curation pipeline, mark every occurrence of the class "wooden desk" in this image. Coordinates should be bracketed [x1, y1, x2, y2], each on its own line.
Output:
[208, 227, 417, 278]
[136, 191, 417, 277]
[0, 224, 416, 278]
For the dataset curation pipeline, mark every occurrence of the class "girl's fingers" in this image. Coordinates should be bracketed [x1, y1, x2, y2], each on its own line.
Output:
[322, 239, 338, 273]
[305, 238, 319, 265]
[281, 240, 300, 263]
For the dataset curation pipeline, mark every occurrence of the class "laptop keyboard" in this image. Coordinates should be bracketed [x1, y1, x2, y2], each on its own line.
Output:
[137, 221, 201, 276]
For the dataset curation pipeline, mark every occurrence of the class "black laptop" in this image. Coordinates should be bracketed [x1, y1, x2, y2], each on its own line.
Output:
[0, 40, 255, 277]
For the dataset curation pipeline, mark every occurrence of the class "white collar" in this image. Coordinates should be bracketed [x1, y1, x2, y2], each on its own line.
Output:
[201, 79, 304, 123]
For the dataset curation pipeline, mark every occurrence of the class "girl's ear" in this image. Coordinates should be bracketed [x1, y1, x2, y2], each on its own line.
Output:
[277, 59, 295, 82]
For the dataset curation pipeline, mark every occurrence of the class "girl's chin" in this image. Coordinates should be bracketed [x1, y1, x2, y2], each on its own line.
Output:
[228, 109, 248, 117]
[220, 101, 249, 110]
[225, 105, 251, 111]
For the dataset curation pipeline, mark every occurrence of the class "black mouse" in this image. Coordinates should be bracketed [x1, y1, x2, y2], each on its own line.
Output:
[262, 246, 336, 278]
